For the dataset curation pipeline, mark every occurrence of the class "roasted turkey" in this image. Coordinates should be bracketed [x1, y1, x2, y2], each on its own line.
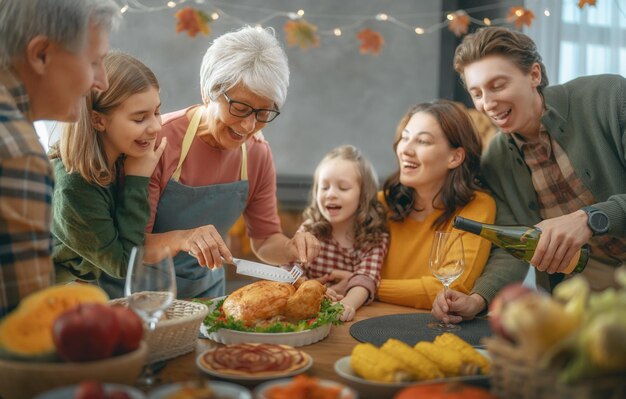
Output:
[222, 279, 326, 326]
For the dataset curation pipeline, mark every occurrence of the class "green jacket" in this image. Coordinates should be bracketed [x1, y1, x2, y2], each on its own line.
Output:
[51, 158, 150, 283]
[472, 74, 626, 302]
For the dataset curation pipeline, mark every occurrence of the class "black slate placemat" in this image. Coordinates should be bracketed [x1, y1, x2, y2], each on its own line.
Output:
[349, 313, 491, 347]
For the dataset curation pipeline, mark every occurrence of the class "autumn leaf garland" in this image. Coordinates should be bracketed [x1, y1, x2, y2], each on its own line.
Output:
[175, 7, 211, 37]
[172, 2, 601, 48]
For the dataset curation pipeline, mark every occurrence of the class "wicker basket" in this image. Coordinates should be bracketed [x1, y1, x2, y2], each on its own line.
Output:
[110, 298, 208, 363]
[485, 336, 626, 399]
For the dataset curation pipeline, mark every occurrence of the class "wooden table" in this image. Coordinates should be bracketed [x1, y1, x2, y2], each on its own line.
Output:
[158, 301, 423, 386]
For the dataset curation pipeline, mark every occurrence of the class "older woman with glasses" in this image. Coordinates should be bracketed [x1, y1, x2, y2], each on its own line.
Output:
[145, 26, 319, 298]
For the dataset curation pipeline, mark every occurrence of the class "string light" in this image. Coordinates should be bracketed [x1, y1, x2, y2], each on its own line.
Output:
[115, 0, 569, 41]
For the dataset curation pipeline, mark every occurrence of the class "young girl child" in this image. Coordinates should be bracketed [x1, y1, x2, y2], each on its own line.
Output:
[49, 51, 167, 298]
[298, 145, 389, 321]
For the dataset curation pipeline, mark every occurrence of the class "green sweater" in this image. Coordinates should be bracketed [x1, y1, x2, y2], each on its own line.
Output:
[51, 158, 151, 283]
[472, 74, 626, 302]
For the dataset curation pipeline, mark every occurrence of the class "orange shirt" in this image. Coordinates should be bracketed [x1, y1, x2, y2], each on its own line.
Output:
[377, 190, 496, 309]
[147, 107, 281, 239]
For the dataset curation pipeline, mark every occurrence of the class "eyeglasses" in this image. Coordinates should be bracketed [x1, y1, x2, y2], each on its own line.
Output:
[222, 93, 280, 123]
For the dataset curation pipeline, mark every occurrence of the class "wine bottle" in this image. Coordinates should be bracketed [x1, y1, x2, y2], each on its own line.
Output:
[453, 216, 589, 274]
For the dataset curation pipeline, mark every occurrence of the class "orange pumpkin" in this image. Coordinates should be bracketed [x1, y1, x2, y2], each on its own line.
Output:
[394, 383, 497, 399]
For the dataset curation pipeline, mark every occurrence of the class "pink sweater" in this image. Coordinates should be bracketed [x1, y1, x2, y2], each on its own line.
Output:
[147, 107, 281, 239]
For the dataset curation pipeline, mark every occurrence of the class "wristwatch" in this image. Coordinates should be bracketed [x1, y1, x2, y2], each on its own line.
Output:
[581, 206, 609, 236]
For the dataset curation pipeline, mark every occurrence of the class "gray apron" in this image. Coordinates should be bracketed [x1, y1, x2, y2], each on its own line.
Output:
[103, 108, 249, 299]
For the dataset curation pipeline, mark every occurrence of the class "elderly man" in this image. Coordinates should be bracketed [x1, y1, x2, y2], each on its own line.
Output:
[0, 0, 120, 317]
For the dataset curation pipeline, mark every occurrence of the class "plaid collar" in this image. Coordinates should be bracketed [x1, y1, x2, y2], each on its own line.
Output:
[0, 67, 33, 121]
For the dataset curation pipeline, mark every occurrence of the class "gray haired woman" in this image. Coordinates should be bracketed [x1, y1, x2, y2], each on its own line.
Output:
[143, 26, 319, 298]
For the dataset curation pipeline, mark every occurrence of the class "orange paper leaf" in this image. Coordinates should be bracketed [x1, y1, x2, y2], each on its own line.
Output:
[447, 11, 470, 37]
[507, 7, 535, 28]
[283, 19, 320, 50]
[578, 0, 597, 8]
[175, 7, 210, 37]
[357, 28, 384, 55]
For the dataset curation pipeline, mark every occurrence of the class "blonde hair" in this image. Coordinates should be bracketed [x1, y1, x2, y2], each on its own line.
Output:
[301, 145, 388, 251]
[49, 51, 159, 186]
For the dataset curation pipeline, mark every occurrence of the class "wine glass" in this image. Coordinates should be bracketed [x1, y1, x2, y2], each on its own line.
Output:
[427, 231, 465, 331]
[125, 245, 176, 386]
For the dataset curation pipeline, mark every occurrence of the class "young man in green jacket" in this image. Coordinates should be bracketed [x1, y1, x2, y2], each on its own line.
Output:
[432, 27, 626, 324]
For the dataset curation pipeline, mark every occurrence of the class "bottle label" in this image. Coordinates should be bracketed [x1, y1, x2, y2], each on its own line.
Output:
[564, 251, 582, 274]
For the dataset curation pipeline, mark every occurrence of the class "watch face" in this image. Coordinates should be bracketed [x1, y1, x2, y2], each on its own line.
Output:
[589, 211, 609, 233]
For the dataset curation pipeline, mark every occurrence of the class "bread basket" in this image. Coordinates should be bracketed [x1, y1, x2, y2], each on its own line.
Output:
[110, 298, 208, 363]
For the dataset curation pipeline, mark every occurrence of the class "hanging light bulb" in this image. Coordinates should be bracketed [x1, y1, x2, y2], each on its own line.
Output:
[376, 13, 389, 21]
[297, 9, 305, 17]
[167, 1, 176, 8]
[211, 12, 219, 20]
[483, 17, 492, 25]
[414, 27, 424, 35]
[333, 28, 342, 36]
[544, 9, 551, 16]
[120, 5, 129, 14]
[446, 13, 454, 21]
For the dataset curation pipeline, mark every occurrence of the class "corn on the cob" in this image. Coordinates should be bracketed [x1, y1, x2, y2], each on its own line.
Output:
[351, 343, 411, 383]
[414, 341, 464, 376]
[381, 338, 444, 380]
[434, 333, 490, 374]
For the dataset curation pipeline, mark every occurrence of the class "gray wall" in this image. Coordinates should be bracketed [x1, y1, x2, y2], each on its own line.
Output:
[110, 1, 442, 181]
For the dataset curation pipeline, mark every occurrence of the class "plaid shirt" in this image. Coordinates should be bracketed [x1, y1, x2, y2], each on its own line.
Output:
[0, 68, 54, 318]
[303, 233, 389, 303]
[513, 128, 626, 264]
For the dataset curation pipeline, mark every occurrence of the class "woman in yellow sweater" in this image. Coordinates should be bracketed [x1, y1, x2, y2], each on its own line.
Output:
[377, 100, 495, 309]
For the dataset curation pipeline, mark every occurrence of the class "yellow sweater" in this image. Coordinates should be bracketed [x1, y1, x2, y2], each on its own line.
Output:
[377, 191, 496, 309]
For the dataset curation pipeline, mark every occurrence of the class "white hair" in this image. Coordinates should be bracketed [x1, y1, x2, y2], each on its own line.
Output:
[200, 26, 290, 108]
[0, 0, 120, 68]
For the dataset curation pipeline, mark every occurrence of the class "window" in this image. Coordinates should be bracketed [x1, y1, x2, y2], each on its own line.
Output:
[526, 0, 626, 84]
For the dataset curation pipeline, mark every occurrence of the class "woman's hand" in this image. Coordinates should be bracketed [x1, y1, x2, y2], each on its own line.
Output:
[285, 231, 320, 265]
[431, 289, 486, 324]
[124, 137, 167, 177]
[184, 224, 233, 268]
[532, 210, 592, 274]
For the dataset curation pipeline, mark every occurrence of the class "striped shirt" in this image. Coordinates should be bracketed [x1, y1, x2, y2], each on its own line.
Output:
[0, 68, 54, 318]
[513, 128, 626, 265]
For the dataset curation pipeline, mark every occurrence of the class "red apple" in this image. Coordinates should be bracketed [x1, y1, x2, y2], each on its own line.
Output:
[110, 305, 144, 355]
[489, 283, 534, 342]
[74, 380, 105, 399]
[53, 303, 120, 362]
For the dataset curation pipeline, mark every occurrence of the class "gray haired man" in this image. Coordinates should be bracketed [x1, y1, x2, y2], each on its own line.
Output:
[0, 0, 120, 317]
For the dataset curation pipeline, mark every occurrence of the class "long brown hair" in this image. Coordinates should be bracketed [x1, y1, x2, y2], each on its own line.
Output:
[454, 26, 548, 95]
[383, 100, 482, 229]
[49, 51, 159, 186]
[301, 145, 388, 251]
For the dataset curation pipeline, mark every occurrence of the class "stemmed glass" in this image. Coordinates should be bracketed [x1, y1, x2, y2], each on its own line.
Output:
[125, 245, 176, 386]
[427, 231, 465, 331]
